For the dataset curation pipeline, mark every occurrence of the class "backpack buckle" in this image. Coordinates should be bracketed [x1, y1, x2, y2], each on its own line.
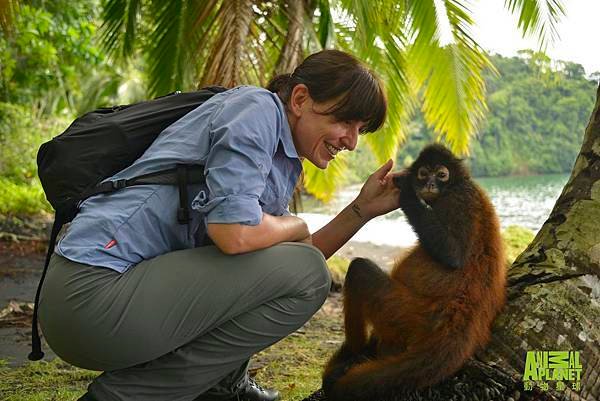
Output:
[112, 179, 127, 190]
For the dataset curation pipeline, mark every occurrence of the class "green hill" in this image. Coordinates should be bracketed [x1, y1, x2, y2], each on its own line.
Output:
[400, 52, 598, 176]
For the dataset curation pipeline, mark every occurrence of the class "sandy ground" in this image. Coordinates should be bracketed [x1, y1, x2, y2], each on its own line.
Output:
[335, 241, 404, 271]
[0, 239, 403, 367]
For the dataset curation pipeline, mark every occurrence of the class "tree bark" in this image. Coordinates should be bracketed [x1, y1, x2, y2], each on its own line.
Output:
[199, 0, 254, 88]
[303, 84, 600, 401]
[273, 0, 307, 75]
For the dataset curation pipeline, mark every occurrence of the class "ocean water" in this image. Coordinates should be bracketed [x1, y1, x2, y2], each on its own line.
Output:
[299, 174, 569, 247]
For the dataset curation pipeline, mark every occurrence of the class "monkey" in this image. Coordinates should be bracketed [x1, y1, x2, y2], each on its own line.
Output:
[322, 144, 507, 401]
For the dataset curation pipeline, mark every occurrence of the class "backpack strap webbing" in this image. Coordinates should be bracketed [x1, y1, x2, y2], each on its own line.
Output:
[28, 210, 70, 360]
[176, 165, 191, 224]
[78, 165, 205, 200]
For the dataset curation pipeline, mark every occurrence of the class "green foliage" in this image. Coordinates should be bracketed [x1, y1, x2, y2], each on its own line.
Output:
[0, 103, 68, 183]
[0, 1, 124, 115]
[402, 53, 597, 177]
[327, 254, 350, 289]
[503, 225, 535, 264]
[0, 177, 52, 215]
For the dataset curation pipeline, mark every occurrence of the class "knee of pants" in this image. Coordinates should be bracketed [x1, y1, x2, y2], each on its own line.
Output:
[277, 242, 331, 306]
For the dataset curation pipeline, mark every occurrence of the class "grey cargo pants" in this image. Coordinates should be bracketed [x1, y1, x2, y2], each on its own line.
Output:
[38, 242, 330, 401]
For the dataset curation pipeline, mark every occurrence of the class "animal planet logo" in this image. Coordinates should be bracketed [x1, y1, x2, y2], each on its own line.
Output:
[522, 351, 582, 392]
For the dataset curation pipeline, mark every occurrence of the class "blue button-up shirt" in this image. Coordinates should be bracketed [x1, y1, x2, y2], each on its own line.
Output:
[56, 86, 303, 273]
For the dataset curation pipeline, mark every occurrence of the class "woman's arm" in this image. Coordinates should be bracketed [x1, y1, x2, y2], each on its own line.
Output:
[310, 200, 369, 260]
[208, 213, 309, 254]
[312, 160, 401, 260]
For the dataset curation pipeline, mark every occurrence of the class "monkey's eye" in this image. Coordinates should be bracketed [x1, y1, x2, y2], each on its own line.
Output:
[417, 167, 429, 180]
[436, 166, 450, 182]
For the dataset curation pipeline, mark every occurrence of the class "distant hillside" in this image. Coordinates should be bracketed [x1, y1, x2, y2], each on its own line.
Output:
[400, 52, 598, 176]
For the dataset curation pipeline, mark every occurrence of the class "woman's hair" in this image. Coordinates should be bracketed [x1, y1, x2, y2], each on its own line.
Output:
[267, 50, 387, 133]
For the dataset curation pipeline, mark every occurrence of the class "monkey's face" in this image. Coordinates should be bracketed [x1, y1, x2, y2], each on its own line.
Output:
[413, 164, 450, 202]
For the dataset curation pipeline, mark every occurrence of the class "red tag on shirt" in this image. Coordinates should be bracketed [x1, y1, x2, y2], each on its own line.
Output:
[104, 239, 117, 249]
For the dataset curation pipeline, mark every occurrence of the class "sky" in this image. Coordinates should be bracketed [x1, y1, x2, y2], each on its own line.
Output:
[469, 0, 600, 74]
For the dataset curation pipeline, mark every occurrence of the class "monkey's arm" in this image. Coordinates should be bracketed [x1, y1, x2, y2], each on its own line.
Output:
[399, 181, 470, 268]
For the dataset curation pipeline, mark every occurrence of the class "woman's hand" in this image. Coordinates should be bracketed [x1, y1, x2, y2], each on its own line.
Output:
[353, 159, 402, 220]
[298, 233, 313, 245]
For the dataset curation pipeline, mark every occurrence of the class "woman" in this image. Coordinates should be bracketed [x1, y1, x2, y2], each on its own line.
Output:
[39, 49, 399, 401]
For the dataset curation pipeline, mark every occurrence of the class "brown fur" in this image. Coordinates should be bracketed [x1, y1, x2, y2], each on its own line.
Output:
[322, 144, 507, 400]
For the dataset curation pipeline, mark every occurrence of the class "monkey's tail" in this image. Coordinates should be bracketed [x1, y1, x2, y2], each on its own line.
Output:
[328, 340, 469, 401]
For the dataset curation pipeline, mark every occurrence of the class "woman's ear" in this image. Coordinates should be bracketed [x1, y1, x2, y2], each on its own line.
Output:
[289, 84, 310, 118]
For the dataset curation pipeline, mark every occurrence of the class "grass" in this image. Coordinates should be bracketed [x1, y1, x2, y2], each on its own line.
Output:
[0, 358, 98, 401]
[0, 298, 344, 401]
[502, 225, 535, 264]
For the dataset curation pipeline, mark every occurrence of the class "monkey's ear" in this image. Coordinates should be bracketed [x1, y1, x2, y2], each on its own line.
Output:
[392, 172, 409, 188]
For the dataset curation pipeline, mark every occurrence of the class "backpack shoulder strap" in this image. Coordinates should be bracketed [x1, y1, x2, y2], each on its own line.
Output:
[29, 209, 72, 360]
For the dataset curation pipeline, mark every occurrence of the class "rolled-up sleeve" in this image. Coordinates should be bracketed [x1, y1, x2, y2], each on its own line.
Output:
[191, 89, 280, 226]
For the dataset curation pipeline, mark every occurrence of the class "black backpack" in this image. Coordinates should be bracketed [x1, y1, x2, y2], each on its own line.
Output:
[29, 86, 228, 361]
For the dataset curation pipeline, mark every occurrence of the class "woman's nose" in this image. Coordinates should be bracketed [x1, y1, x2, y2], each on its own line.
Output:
[342, 123, 360, 151]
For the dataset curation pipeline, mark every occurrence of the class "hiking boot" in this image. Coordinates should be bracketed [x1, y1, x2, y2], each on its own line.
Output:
[195, 378, 279, 401]
[239, 378, 279, 401]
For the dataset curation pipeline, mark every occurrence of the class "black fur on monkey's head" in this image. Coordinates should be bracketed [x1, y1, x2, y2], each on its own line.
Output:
[396, 144, 470, 202]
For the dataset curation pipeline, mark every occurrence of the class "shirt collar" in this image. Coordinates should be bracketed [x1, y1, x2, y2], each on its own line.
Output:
[272, 94, 299, 159]
[279, 120, 299, 159]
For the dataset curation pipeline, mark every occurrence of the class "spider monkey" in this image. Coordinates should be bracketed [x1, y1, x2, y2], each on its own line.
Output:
[322, 144, 507, 400]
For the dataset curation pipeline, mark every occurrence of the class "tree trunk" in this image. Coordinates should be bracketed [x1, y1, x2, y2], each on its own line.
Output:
[303, 84, 600, 401]
[199, 0, 254, 88]
[273, 0, 307, 75]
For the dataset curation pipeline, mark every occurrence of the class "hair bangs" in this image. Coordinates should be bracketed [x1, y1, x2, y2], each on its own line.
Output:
[325, 69, 387, 134]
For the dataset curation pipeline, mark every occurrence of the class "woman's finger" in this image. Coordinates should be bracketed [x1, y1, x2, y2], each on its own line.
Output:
[373, 159, 393, 180]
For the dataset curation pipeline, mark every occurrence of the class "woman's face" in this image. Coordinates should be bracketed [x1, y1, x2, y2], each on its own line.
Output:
[287, 85, 364, 169]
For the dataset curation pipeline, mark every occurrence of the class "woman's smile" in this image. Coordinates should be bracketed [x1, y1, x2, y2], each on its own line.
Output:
[325, 142, 344, 157]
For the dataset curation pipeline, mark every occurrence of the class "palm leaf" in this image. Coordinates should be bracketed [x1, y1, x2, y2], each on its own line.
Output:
[316, 0, 335, 48]
[145, 0, 187, 95]
[405, 0, 493, 155]
[99, 0, 142, 61]
[302, 152, 350, 203]
[199, 0, 255, 87]
[505, 0, 565, 48]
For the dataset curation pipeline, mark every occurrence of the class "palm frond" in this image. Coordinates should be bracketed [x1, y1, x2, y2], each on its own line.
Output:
[99, 0, 142, 61]
[504, 0, 565, 48]
[406, 0, 493, 155]
[199, 0, 255, 87]
[302, 153, 350, 202]
[145, 0, 187, 95]
[316, 0, 335, 48]
[274, 0, 307, 74]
